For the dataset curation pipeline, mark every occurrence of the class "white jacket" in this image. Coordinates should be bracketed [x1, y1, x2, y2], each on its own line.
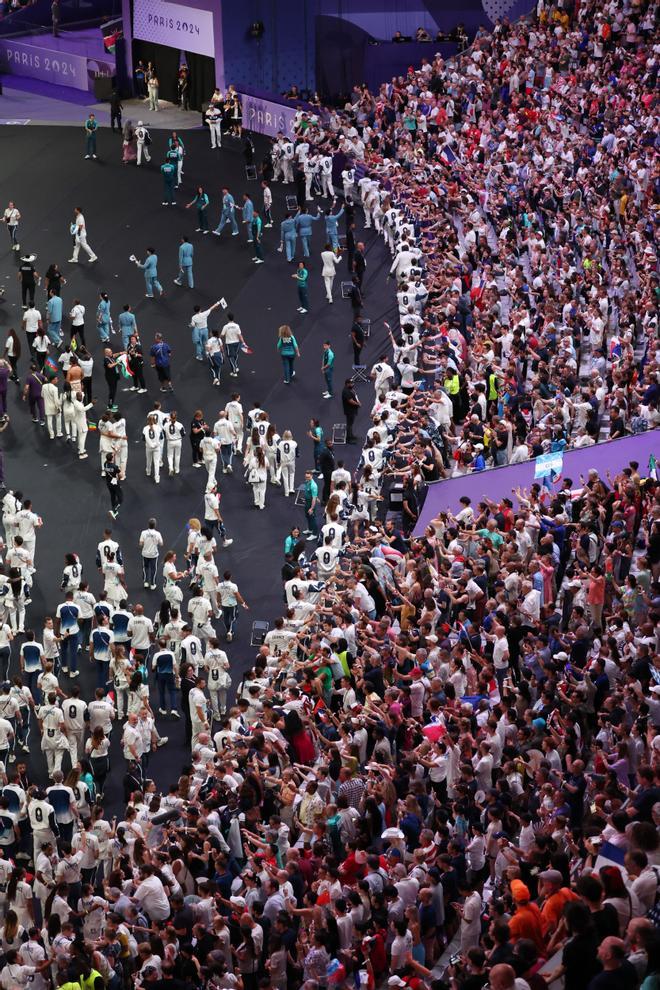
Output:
[321, 250, 340, 277]
[42, 383, 61, 416]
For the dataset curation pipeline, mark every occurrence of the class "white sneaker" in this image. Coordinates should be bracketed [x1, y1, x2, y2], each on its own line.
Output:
[89, 256, 98, 262]
[226, 632, 233, 642]
[158, 708, 167, 715]
[307, 533, 317, 541]
[144, 581, 150, 588]
[68, 258, 78, 263]
[300, 308, 308, 313]
[223, 539, 233, 547]
[170, 710, 180, 718]
[157, 736, 168, 747]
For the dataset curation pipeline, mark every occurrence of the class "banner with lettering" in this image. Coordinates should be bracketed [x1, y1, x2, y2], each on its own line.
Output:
[0, 40, 90, 91]
[133, 0, 215, 59]
[240, 93, 299, 139]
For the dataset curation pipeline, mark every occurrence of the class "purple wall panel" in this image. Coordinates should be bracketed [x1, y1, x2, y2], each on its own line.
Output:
[413, 431, 660, 535]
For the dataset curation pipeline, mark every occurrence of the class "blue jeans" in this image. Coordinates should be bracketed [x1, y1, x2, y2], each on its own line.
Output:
[157, 672, 177, 710]
[47, 321, 62, 345]
[192, 326, 208, 359]
[61, 631, 80, 672]
[176, 264, 194, 288]
[98, 320, 110, 342]
[215, 210, 238, 235]
[324, 367, 334, 395]
[327, 229, 339, 251]
[145, 273, 163, 297]
[300, 234, 311, 257]
[281, 354, 295, 382]
[226, 342, 240, 373]
[284, 234, 296, 261]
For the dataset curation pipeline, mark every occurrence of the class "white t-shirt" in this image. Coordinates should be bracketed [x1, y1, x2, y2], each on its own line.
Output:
[139, 529, 163, 559]
[221, 322, 242, 345]
[23, 309, 42, 333]
[127, 615, 153, 650]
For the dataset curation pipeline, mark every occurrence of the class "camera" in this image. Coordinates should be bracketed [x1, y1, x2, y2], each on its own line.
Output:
[449, 954, 462, 968]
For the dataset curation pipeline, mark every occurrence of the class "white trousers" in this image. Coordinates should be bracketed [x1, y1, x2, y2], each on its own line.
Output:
[117, 441, 128, 477]
[167, 441, 182, 473]
[77, 426, 88, 455]
[137, 140, 150, 165]
[73, 234, 95, 261]
[323, 275, 335, 301]
[281, 463, 295, 496]
[42, 744, 64, 777]
[210, 122, 222, 148]
[68, 730, 84, 766]
[204, 455, 217, 485]
[46, 413, 62, 438]
[321, 174, 334, 197]
[145, 446, 161, 482]
[266, 451, 280, 483]
[252, 480, 266, 508]
[208, 687, 227, 717]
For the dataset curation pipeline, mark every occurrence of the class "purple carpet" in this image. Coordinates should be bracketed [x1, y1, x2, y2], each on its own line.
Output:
[413, 430, 660, 534]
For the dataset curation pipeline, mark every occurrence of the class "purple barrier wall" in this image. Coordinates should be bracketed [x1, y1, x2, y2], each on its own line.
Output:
[0, 34, 115, 91]
[413, 430, 660, 535]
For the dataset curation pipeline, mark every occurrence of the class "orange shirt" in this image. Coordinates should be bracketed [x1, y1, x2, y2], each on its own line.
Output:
[509, 902, 546, 954]
[541, 887, 580, 935]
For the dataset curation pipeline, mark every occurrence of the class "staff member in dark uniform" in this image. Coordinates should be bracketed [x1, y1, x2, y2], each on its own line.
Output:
[18, 254, 38, 309]
[45, 262, 65, 296]
[103, 347, 119, 411]
[353, 240, 367, 289]
[190, 410, 208, 467]
[110, 89, 123, 133]
[350, 317, 365, 367]
[318, 439, 335, 504]
[341, 378, 360, 444]
[104, 452, 123, 519]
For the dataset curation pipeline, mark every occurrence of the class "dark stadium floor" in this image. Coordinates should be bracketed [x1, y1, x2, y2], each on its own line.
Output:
[0, 124, 397, 811]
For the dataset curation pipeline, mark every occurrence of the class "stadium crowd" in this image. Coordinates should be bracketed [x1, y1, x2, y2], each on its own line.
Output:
[0, 0, 658, 988]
